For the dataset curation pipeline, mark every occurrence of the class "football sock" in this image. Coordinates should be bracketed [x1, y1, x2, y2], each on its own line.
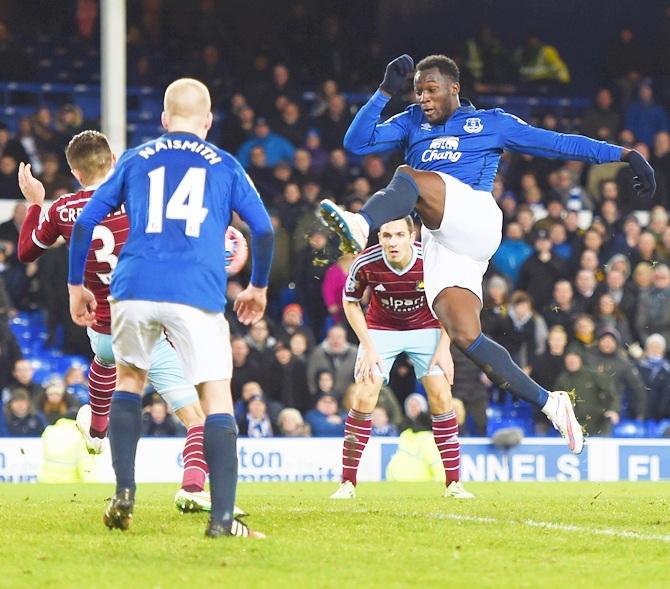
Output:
[204, 413, 238, 526]
[342, 409, 372, 486]
[109, 391, 142, 497]
[88, 356, 116, 437]
[432, 410, 460, 485]
[463, 333, 549, 408]
[359, 169, 420, 230]
[181, 424, 208, 492]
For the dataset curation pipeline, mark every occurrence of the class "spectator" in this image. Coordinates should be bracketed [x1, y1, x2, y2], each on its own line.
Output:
[607, 214, 642, 258]
[289, 331, 309, 362]
[531, 325, 569, 402]
[594, 293, 634, 347]
[371, 406, 398, 437]
[316, 94, 352, 150]
[219, 104, 256, 154]
[590, 328, 646, 419]
[638, 334, 670, 420]
[569, 314, 597, 359]
[0, 21, 34, 81]
[38, 152, 72, 198]
[0, 322, 21, 391]
[244, 318, 276, 366]
[2, 359, 43, 404]
[518, 228, 568, 309]
[0, 202, 26, 258]
[399, 393, 432, 432]
[276, 304, 315, 351]
[606, 28, 645, 109]
[573, 269, 600, 314]
[481, 275, 510, 338]
[321, 253, 354, 327]
[306, 325, 357, 398]
[231, 336, 267, 400]
[581, 88, 621, 141]
[451, 346, 488, 436]
[652, 131, 670, 187]
[4, 388, 45, 436]
[624, 81, 669, 147]
[276, 407, 310, 437]
[264, 340, 309, 412]
[555, 352, 617, 436]
[304, 129, 329, 175]
[142, 396, 179, 437]
[36, 377, 79, 425]
[236, 117, 295, 169]
[321, 148, 352, 198]
[491, 221, 532, 286]
[603, 262, 636, 326]
[194, 44, 231, 100]
[0, 154, 21, 199]
[542, 279, 581, 338]
[294, 227, 337, 337]
[292, 149, 316, 187]
[274, 101, 307, 149]
[64, 365, 89, 405]
[515, 34, 570, 87]
[275, 182, 307, 238]
[636, 264, 670, 347]
[304, 393, 346, 437]
[239, 395, 274, 438]
[497, 291, 547, 370]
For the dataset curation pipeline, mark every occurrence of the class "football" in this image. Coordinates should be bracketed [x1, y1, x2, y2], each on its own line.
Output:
[225, 226, 249, 276]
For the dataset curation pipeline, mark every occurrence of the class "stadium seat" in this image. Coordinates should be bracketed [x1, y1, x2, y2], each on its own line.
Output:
[612, 420, 647, 438]
[647, 419, 670, 438]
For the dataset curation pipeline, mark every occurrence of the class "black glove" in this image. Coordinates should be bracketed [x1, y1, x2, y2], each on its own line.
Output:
[380, 54, 414, 95]
[624, 149, 656, 199]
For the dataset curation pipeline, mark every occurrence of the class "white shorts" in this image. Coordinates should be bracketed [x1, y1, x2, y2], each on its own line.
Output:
[421, 172, 503, 308]
[358, 328, 443, 383]
[110, 300, 232, 386]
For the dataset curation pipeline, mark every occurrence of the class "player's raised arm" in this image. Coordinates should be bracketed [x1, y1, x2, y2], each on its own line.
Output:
[498, 111, 656, 199]
[343, 55, 414, 155]
[16, 162, 54, 262]
[230, 162, 274, 325]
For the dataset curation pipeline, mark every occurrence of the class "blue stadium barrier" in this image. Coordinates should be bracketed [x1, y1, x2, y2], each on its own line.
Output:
[612, 420, 647, 438]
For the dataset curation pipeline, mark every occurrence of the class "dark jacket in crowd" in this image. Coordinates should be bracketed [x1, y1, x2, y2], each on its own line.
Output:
[638, 357, 670, 420]
[518, 254, 569, 309]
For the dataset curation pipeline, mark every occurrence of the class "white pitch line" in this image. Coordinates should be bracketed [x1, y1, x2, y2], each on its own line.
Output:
[288, 507, 670, 544]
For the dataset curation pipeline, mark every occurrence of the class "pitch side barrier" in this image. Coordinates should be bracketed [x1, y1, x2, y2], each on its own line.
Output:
[0, 437, 668, 483]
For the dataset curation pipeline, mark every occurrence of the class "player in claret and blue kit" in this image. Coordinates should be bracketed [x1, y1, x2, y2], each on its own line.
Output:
[68, 79, 273, 539]
[320, 54, 657, 454]
[331, 217, 473, 500]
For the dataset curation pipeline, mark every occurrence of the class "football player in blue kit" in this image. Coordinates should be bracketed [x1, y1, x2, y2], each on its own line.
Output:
[320, 55, 656, 455]
[68, 78, 273, 538]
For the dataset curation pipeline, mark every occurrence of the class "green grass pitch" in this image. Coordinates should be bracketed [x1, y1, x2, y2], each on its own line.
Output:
[1, 482, 670, 589]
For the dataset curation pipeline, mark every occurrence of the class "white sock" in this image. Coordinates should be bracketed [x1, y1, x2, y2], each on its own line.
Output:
[541, 393, 559, 417]
[354, 213, 370, 240]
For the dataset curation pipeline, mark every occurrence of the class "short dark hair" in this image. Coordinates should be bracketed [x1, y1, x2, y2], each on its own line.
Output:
[416, 54, 460, 83]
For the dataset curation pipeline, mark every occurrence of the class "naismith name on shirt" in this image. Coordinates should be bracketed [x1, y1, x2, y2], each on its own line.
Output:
[138, 138, 223, 165]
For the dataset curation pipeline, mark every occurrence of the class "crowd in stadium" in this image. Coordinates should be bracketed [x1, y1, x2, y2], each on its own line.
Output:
[1, 1, 670, 440]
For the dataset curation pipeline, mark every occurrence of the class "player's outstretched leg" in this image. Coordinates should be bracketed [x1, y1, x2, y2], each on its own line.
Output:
[432, 288, 583, 454]
[320, 166, 422, 254]
[76, 356, 116, 454]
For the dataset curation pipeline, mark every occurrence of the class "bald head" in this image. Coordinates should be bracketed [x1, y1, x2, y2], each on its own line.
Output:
[161, 78, 213, 138]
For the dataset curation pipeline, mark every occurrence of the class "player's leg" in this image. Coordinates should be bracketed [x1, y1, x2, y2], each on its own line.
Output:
[73, 329, 117, 454]
[158, 302, 262, 538]
[319, 165, 445, 253]
[331, 378, 383, 499]
[407, 328, 473, 498]
[104, 300, 162, 530]
[431, 288, 583, 453]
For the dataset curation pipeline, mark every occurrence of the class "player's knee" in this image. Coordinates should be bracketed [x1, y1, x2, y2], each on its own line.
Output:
[450, 327, 480, 351]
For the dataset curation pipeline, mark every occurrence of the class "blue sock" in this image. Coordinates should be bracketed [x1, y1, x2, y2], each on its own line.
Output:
[463, 334, 549, 408]
[108, 391, 142, 497]
[360, 169, 419, 230]
[204, 413, 238, 526]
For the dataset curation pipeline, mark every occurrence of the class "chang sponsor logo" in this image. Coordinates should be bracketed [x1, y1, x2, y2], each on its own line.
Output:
[421, 135, 462, 163]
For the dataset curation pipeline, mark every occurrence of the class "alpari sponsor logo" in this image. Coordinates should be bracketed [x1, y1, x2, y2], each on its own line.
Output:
[421, 135, 462, 163]
[380, 295, 424, 312]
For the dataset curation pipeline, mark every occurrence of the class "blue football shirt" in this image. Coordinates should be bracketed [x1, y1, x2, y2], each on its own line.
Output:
[68, 132, 273, 312]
